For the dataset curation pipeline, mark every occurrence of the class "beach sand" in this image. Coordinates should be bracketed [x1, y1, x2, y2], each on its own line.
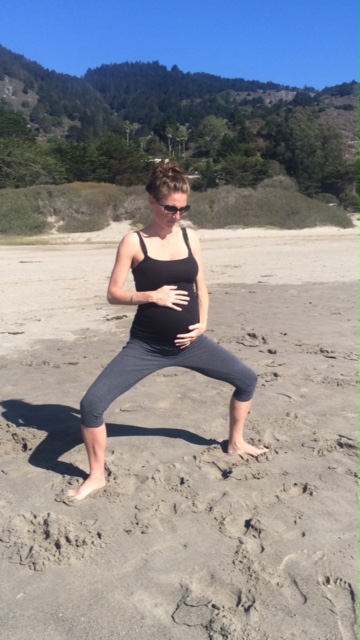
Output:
[0, 223, 358, 639]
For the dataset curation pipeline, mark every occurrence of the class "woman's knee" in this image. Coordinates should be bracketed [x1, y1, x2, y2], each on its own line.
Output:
[234, 367, 258, 402]
[80, 390, 104, 428]
[249, 368, 258, 392]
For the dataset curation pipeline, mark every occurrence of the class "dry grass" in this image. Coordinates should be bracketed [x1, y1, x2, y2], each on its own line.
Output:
[0, 178, 353, 238]
[189, 180, 353, 229]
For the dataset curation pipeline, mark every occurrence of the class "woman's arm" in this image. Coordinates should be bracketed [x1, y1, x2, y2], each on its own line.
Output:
[188, 228, 209, 330]
[174, 229, 208, 348]
[107, 233, 142, 305]
[107, 232, 190, 310]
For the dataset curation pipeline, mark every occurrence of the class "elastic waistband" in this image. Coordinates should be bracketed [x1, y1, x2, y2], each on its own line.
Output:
[128, 336, 184, 357]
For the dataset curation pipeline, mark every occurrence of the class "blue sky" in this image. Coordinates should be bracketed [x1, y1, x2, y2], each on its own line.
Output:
[1, 0, 358, 90]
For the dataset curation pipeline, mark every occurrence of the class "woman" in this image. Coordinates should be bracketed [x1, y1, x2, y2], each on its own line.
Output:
[69, 163, 267, 502]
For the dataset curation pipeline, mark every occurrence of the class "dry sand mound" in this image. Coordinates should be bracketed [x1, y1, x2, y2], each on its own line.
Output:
[0, 511, 104, 571]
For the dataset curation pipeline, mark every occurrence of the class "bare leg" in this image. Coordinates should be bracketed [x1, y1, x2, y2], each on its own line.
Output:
[67, 424, 107, 501]
[227, 397, 268, 457]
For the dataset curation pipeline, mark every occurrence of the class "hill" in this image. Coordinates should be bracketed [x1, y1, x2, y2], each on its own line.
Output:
[1, 46, 358, 157]
[0, 45, 358, 219]
[0, 45, 115, 140]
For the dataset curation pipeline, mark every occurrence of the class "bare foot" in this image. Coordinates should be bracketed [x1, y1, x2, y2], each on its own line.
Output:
[67, 475, 106, 502]
[227, 440, 269, 458]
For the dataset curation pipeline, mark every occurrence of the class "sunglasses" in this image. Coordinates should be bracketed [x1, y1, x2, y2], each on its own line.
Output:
[159, 203, 191, 215]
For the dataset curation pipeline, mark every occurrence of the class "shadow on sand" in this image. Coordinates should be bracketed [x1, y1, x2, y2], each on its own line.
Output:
[1, 399, 217, 480]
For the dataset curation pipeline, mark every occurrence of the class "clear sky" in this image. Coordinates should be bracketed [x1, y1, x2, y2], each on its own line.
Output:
[1, 0, 358, 90]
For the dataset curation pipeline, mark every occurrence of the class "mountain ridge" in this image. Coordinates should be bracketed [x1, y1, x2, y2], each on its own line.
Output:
[0, 44, 358, 212]
[1, 44, 358, 147]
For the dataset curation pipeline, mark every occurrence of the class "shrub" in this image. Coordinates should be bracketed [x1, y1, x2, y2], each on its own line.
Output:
[313, 193, 339, 205]
[339, 190, 359, 213]
[0, 180, 354, 237]
[256, 175, 299, 192]
[186, 183, 353, 229]
[0, 183, 127, 235]
[0, 188, 48, 235]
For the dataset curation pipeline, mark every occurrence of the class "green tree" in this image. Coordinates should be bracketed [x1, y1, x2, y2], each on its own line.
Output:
[215, 135, 256, 161]
[176, 130, 188, 159]
[50, 141, 99, 182]
[0, 139, 65, 188]
[291, 91, 317, 107]
[192, 160, 218, 191]
[143, 133, 166, 158]
[339, 181, 359, 211]
[220, 155, 270, 188]
[165, 126, 175, 157]
[263, 106, 356, 199]
[95, 132, 148, 185]
[286, 108, 325, 193]
[194, 116, 229, 157]
[29, 103, 53, 133]
[123, 120, 132, 146]
[0, 105, 34, 140]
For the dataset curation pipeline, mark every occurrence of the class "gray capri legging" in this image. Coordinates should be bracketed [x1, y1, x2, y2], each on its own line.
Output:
[80, 335, 257, 427]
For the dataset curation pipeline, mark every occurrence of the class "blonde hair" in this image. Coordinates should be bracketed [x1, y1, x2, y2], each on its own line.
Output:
[146, 162, 190, 202]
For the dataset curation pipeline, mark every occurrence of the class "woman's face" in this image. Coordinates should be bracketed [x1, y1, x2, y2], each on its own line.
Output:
[150, 192, 189, 230]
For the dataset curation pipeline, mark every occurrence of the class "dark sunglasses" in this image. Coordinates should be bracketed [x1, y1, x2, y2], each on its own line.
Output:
[159, 203, 191, 215]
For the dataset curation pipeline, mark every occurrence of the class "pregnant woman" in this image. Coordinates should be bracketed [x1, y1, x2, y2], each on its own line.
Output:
[69, 162, 267, 502]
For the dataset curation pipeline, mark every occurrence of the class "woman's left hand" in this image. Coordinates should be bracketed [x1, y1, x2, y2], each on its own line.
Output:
[174, 323, 206, 349]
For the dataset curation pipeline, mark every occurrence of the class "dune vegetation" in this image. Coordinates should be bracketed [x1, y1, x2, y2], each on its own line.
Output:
[0, 177, 353, 239]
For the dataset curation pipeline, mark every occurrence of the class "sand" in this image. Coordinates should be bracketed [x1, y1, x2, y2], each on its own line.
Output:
[0, 222, 358, 640]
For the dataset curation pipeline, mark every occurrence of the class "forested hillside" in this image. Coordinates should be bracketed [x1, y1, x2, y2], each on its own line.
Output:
[0, 45, 358, 217]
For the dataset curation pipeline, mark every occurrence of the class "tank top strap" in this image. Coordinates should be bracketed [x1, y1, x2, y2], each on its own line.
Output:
[136, 231, 148, 257]
[181, 226, 192, 255]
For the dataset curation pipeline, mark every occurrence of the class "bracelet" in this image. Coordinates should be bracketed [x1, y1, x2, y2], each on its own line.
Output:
[130, 293, 136, 304]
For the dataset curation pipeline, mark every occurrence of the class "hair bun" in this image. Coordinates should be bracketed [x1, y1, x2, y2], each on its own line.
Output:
[157, 162, 183, 177]
[146, 161, 190, 199]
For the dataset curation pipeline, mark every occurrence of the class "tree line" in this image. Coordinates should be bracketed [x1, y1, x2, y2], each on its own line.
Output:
[0, 47, 358, 210]
[1, 100, 357, 210]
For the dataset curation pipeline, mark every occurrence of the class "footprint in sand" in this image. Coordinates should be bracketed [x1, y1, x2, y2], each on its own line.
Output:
[252, 551, 317, 627]
[124, 499, 177, 535]
[319, 576, 358, 640]
[172, 587, 213, 627]
[196, 444, 235, 480]
[315, 436, 359, 459]
[196, 443, 271, 481]
[151, 462, 197, 500]
[236, 332, 268, 347]
[270, 550, 358, 639]
[55, 463, 149, 505]
[0, 420, 44, 456]
[243, 516, 266, 554]
[280, 481, 318, 498]
[172, 582, 243, 639]
[259, 371, 281, 383]
[206, 611, 243, 640]
[101, 463, 149, 503]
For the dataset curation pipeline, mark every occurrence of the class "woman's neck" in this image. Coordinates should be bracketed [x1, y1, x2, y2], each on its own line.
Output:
[145, 221, 180, 240]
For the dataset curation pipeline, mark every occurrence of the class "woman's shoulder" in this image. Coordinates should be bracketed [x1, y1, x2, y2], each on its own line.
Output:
[121, 230, 141, 245]
[117, 230, 141, 256]
[183, 226, 197, 237]
[182, 225, 200, 247]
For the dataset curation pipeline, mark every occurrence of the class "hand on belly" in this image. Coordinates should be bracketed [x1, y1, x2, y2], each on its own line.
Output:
[174, 322, 206, 349]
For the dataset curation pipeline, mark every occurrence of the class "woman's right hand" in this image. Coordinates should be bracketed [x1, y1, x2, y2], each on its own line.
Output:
[153, 285, 189, 311]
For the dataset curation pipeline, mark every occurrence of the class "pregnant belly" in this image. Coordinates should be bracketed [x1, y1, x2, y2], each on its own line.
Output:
[131, 284, 199, 344]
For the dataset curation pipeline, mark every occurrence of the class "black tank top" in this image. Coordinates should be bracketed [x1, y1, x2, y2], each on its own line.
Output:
[130, 227, 199, 345]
